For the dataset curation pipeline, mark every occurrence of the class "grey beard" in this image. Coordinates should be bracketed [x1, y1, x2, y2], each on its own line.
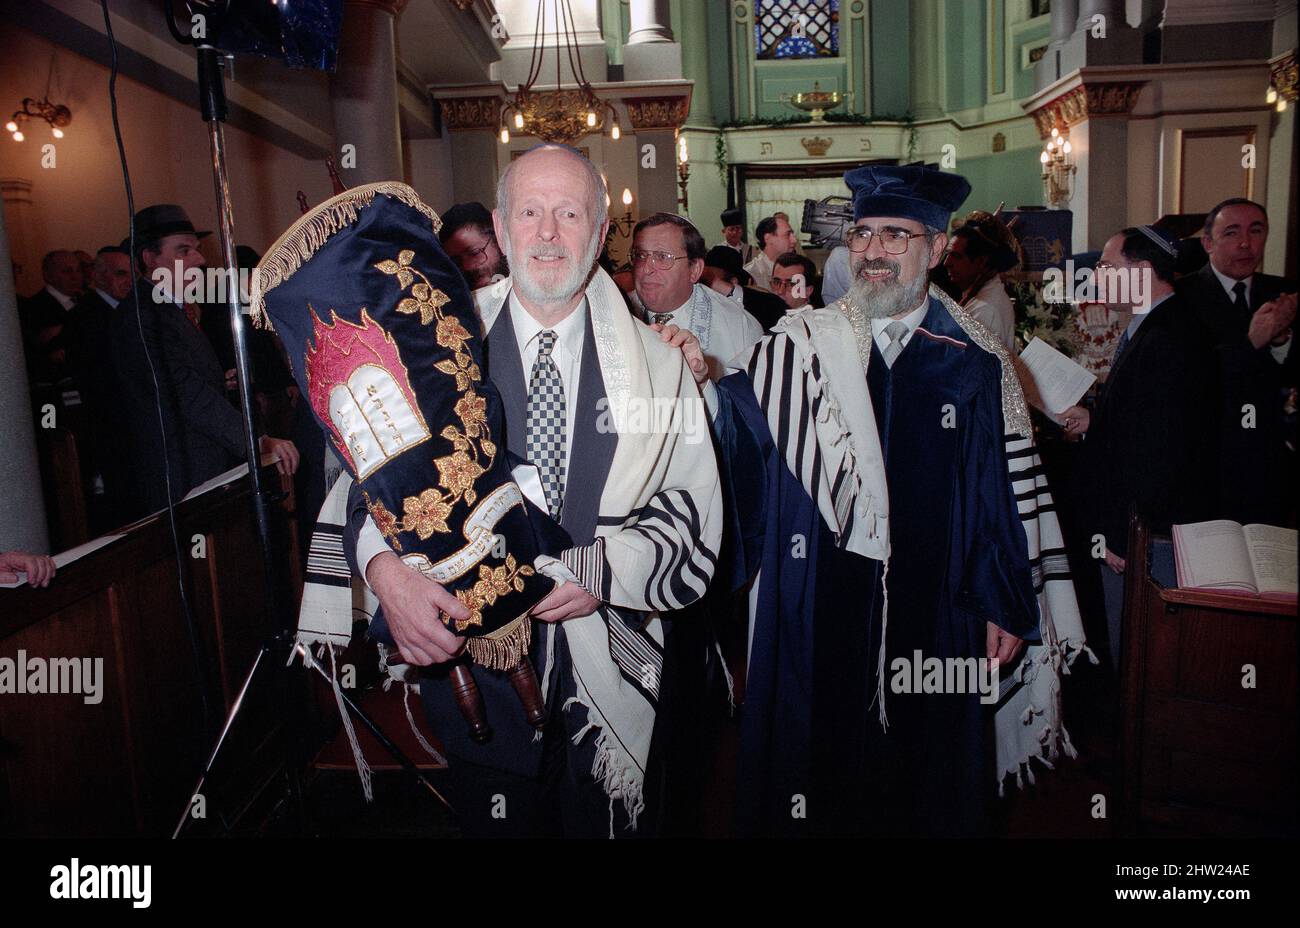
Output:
[503, 225, 603, 306]
[846, 261, 930, 319]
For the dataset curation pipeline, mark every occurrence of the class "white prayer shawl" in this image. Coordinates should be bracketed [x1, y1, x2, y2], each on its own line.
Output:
[477, 269, 724, 829]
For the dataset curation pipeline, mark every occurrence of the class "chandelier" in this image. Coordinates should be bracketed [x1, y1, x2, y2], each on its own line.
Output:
[499, 0, 618, 146]
[6, 97, 71, 143]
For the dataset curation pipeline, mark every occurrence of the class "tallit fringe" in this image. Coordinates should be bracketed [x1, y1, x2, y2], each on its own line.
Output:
[565, 697, 646, 838]
[250, 181, 442, 330]
[402, 683, 447, 766]
[465, 614, 533, 671]
[712, 634, 737, 714]
[870, 559, 890, 731]
[289, 643, 376, 803]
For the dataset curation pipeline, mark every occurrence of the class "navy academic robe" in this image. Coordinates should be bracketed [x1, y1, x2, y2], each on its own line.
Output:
[726, 297, 1039, 837]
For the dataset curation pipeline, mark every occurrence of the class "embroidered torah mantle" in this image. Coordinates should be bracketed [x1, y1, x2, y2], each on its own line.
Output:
[251, 182, 554, 669]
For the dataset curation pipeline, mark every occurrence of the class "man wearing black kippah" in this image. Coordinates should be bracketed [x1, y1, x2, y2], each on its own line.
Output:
[1060, 226, 1217, 669]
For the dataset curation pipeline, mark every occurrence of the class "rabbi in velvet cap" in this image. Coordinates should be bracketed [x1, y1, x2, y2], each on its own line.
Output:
[712, 163, 1086, 836]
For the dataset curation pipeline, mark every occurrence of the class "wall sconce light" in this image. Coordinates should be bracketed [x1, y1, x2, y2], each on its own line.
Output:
[1040, 124, 1075, 209]
[7, 97, 71, 142]
[610, 187, 636, 238]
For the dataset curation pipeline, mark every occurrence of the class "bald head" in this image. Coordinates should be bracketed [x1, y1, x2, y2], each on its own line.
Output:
[496, 145, 607, 232]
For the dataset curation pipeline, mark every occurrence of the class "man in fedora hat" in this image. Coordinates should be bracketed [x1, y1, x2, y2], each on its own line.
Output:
[111, 203, 299, 515]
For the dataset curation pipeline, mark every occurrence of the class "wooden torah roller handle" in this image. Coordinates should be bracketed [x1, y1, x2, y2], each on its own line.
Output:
[507, 657, 548, 730]
[448, 661, 492, 744]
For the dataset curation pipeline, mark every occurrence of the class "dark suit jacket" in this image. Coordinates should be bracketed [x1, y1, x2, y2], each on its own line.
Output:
[1176, 264, 1296, 525]
[19, 287, 74, 385]
[740, 286, 788, 332]
[342, 299, 618, 778]
[64, 290, 118, 396]
[1079, 293, 1217, 557]
[64, 291, 133, 518]
[110, 279, 248, 513]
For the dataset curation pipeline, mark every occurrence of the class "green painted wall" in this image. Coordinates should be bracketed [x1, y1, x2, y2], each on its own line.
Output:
[945, 0, 985, 112]
[952, 149, 1043, 215]
[870, 0, 910, 116]
[1011, 19, 1051, 101]
[753, 59, 848, 120]
[707, 0, 733, 124]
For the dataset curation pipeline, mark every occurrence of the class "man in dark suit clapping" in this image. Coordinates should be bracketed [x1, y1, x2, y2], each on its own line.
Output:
[1175, 198, 1296, 527]
[111, 204, 299, 515]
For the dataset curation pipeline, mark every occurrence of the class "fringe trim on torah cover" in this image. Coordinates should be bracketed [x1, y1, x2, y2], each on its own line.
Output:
[464, 613, 533, 671]
[250, 182, 442, 329]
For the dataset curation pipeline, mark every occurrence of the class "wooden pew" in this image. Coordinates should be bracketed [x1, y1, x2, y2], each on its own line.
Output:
[0, 462, 302, 837]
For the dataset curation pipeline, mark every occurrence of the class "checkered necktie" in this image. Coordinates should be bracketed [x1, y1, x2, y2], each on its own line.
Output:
[652, 312, 673, 326]
[881, 320, 909, 367]
[526, 330, 566, 520]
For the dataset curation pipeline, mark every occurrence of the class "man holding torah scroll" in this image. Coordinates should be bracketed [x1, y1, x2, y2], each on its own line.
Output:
[276, 149, 721, 837]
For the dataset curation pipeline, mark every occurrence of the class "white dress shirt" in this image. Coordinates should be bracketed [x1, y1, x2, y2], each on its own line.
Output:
[93, 287, 120, 309]
[45, 284, 76, 312]
[870, 299, 930, 367]
[1211, 264, 1252, 307]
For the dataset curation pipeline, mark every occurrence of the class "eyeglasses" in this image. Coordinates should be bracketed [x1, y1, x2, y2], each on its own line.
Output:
[456, 237, 497, 263]
[769, 276, 799, 290]
[630, 249, 690, 270]
[845, 227, 930, 255]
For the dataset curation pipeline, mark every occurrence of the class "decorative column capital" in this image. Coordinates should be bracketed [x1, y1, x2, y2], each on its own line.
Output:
[1271, 50, 1298, 103]
[622, 95, 691, 130]
[1028, 80, 1146, 137]
[438, 96, 503, 131]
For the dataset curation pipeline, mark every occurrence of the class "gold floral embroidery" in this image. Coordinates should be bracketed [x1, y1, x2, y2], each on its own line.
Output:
[453, 554, 535, 632]
[364, 249, 508, 568]
[401, 489, 453, 539]
[435, 450, 484, 502]
[454, 392, 487, 438]
[376, 249, 451, 325]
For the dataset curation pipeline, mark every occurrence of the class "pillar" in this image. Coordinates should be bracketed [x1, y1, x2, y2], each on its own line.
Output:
[0, 199, 49, 553]
[909, 0, 943, 120]
[330, 0, 406, 186]
[624, 0, 682, 81]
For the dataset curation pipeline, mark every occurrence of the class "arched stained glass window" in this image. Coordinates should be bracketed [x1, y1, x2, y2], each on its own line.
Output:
[755, 0, 839, 60]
